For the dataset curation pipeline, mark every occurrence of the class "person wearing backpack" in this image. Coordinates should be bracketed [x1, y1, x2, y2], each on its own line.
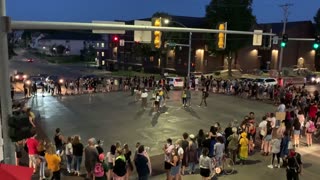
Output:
[93, 154, 109, 180]
[305, 118, 315, 147]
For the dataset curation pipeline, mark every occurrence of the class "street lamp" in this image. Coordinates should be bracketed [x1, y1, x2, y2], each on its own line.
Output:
[164, 19, 192, 87]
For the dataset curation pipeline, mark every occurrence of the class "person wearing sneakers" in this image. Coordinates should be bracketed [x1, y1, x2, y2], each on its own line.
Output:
[268, 130, 281, 169]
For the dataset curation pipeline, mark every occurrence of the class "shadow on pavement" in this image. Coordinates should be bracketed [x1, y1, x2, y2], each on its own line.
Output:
[151, 112, 160, 127]
[243, 159, 262, 165]
[303, 163, 312, 169]
[183, 107, 201, 120]
[134, 108, 145, 120]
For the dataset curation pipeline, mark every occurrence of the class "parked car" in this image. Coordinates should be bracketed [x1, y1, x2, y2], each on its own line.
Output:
[254, 78, 278, 86]
[166, 77, 184, 90]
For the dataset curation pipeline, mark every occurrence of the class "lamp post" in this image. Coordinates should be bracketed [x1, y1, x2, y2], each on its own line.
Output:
[164, 19, 192, 87]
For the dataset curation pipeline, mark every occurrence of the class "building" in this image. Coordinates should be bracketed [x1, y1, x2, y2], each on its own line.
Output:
[110, 16, 318, 74]
[33, 31, 108, 60]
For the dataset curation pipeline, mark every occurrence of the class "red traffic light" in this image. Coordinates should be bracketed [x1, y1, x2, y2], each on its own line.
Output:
[112, 36, 119, 42]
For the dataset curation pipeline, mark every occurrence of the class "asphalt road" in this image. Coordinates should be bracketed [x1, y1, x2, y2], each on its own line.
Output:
[9, 49, 320, 180]
[25, 91, 320, 180]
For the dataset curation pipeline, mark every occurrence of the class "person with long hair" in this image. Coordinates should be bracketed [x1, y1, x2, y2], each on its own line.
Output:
[292, 118, 301, 148]
[305, 118, 316, 147]
[72, 135, 84, 176]
[45, 144, 61, 180]
[107, 145, 117, 180]
[123, 144, 133, 180]
[168, 149, 180, 180]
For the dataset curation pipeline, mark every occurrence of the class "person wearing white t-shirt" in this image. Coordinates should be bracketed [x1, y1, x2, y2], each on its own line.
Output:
[65, 137, 73, 173]
[259, 116, 268, 151]
[141, 90, 148, 109]
[277, 103, 286, 112]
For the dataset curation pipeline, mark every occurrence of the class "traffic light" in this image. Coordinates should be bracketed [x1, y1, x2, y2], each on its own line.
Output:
[217, 22, 227, 50]
[313, 35, 320, 50]
[9, 111, 33, 142]
[152, 18, 162, 49]
[111, 35, 119, 46]
[281, 34, 288, 48]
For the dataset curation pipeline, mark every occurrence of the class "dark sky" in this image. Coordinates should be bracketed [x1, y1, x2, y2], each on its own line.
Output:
[6, 0, 320, 23]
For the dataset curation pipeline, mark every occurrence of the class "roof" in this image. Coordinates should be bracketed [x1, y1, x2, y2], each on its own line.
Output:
[258, 21, 314, 35]
[40, 31, 104, 41]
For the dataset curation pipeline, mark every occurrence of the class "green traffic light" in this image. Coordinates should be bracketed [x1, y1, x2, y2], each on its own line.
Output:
[313, 43, 319, 49]
[280, 42, 286, 48]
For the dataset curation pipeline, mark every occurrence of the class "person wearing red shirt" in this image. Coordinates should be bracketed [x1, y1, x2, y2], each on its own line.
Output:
[26, 131, 39, 173]
[309, 101, 318, 121]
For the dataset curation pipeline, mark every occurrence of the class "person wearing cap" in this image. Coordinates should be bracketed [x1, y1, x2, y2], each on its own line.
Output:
[186, 134, 197, 174]
[93, 153, 109, 180]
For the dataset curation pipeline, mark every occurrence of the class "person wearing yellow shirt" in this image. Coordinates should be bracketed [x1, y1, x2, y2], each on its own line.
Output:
[45, 144, 61, 180]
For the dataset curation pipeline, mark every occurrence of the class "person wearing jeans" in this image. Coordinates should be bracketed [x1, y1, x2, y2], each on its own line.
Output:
[72, 135, 83, 176]
[65, 137, 73, 173]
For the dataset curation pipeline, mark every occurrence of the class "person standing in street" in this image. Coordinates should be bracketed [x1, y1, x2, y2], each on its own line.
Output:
[286, 147, 303, 180]
[135, 145, 151, 180]
[85, 138, 99, 179]
[45, 144, 62, 180]
[199, 89, 208, 107]
[141, 89, 148, 109]
[54, 128, 65, 153]
[186, 87, 191, 107]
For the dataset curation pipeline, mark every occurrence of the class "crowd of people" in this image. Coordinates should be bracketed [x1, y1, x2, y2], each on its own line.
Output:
[13, 74, 320, 180]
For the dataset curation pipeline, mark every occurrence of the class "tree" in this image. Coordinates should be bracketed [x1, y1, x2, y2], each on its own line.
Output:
[21, 30, 32, 47]
[314, 8, 320, 34]
[205, 0, 256, 76]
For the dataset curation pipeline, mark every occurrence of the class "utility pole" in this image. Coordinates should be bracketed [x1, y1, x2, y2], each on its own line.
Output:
[0, 0, 15, 164]
[277, 3, 293, 73]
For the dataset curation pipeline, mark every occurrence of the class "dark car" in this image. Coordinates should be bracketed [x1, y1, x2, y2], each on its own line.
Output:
[25, 76, 45, 89]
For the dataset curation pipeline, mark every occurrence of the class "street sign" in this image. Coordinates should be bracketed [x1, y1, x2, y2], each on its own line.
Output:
[134, 20, 152, 43]
[252, 30, 263, 46]
[92, 21, 125, 34]
[119, 39, 125, 46]
[273, 36, 279, 44]
[167, 42, 176, 47]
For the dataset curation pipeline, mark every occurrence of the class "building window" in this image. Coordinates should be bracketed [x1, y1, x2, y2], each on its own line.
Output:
[97, 52, 99, 56]
[96, 42, 100, 47]
[101, 43, 105, 48]
[204, 59, 208, 66]
[101, 52, 105, 57]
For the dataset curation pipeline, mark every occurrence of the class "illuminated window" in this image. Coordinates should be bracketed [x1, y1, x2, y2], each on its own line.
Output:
[96, 42, 100, 47]
[101, 52, 105, 57]
[97, 52, 99, 56]
[101, 43, 105, 48]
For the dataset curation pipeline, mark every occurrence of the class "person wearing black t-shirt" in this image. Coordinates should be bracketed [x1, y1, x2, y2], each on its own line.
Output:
[286, 148, 302, 180]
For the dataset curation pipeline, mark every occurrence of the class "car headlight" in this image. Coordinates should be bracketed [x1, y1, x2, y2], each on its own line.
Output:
[23, 75, 27, 79]
[59, 79, 64, 83]
[311, 77, 315, 81]
[15, 75, 19, 79]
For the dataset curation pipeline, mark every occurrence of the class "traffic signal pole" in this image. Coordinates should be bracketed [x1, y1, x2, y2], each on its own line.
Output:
[0, 0, 14, 164]
[278, 3, 292, 73]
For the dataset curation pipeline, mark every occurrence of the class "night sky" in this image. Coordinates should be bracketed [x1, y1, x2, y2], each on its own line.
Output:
[6, 0, 320, 23]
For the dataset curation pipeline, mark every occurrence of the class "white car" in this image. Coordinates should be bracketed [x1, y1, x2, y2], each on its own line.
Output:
[166, 77, 184, 89]
[254, 78, 278, 86]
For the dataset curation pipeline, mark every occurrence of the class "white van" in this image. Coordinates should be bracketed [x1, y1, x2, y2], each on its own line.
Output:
[166, 77, 184, 89]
